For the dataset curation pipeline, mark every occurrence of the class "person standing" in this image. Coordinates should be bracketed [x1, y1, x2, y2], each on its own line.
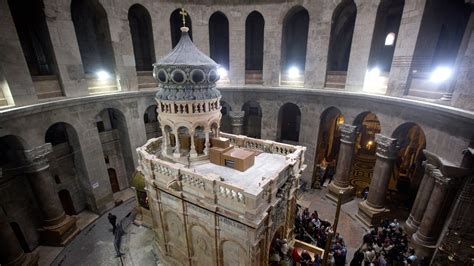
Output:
[108, 213, 117, 234]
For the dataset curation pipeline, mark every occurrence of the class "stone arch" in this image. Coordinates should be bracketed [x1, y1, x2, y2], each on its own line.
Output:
[390, 122, 427, 209]
[44, 122, 87, 212]
[245, 11, 265, 84]
[170, 9, 193, 48]
[267, 225, 285, 265]
[96, 108, 134, 189]
[241, 101, 262, 138]
[367, 0, 405, 73]
[277, 102, 301, 142]
[350, 111, 382, 194]
[221, 239, 248, 266]
[144, 104, 161, 139]
[209, 11, 230, 70]
[7, 0, 56, 76]
[281, 6, 309, 82]
[220, 101, 232, 133]
[128, 4, 155, 71]
[71, 0, 116, 75]
[312, 107, 345, 187]
[189, 224, 215, 265]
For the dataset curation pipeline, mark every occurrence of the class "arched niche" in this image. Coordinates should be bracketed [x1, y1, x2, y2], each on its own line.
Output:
[325, 0, 356, 88]
[209, 12, 230, 70]
[95, 108, 134, 190]
[245, 11, 265, 84]
[8, 0, 56, 76]
[391, 123, 426, 209]
[241, 101, 262, 138]
[277, 103, 301, 143]
[128, 4, 155, 71]
[143, 105, 161, 139]
[312, 107, 344, 187]
[350, 111, 381, 194]
[45, 122, 87, 212]
[280, 6, 309, 85]
[170, 9, 193, 48]
[71, 0, 116, 75]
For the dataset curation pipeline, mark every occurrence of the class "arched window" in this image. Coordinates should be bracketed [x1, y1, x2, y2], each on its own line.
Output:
[8, 0, 56, 76]
[281, 6, 309, 81]
[327, 0, 356, 72]
[170, 9, 193, 48]
[128, 4, 155, 71]
[278, 103, 301, 142]
[245, 11, 264, 84]
[209, 12, 230, 70]
[368, 0, 404, 72]
[71, 0, 116, 75]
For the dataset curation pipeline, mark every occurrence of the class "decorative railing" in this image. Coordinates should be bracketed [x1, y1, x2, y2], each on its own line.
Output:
[137, 133, 306, 217]
[158, 99, 220, 115]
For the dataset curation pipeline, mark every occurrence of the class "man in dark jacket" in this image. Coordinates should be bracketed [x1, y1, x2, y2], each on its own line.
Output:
[108, 213, 117, 234]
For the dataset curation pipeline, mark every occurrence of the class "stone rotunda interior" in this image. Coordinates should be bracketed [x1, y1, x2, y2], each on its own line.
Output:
[0, 0, 473, 265]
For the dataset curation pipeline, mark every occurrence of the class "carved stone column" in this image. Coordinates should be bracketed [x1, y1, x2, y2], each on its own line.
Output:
[0, 213, 39, 266]
[411, 152, 471, 259]
[356, 134, 398, 226]
[229, 111, 245, 135]
[173, 132, 181, 158]
[204, 131, 210, 155]
[404, 162, 437, 236]
[326, 124, 357, 203]
[190, 132, 197, 158]
[25, 144, 78, 246]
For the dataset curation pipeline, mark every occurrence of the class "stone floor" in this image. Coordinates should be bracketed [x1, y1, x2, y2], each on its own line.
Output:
[37, 186, 373, 265]
[298, 186, 367, 261]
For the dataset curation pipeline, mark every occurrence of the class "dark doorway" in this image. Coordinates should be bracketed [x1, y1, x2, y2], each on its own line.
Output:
[108, 168, 120, 193]
[128, 4, 155, 71]
[209, 12, 230, 70]
[8, 0, 56, 76]
[10, 222, 30, 252]
[58, 189, 76, 215]
[278, 103, 301, 142]
[170, 9, 193, 48]
[242, 101, 262, 138]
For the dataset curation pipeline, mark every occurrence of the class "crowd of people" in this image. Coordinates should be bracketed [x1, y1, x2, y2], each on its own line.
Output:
[350, 219, 418, 266]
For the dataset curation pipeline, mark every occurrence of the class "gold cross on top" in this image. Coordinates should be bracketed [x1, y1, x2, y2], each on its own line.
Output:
[180, 8, 188, 27]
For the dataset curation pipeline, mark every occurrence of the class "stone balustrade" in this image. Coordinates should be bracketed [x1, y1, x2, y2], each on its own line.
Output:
[158, 99, 220, 115]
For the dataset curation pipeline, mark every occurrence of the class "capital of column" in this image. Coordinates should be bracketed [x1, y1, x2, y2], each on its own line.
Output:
[229, 111, 245, 126]
[375, 134, 399, 159]
[24, 143, 53, 173]
[339, 124, 358, 144]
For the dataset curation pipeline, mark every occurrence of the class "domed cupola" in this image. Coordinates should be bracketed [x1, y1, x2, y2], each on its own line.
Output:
[152, 13, 223, 163]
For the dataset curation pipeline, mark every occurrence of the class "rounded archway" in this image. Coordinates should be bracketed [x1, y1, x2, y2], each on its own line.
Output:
[96, 108, 134, 191]
[325, 0, 356, 88]
[128, 4, 155, 71]
[312, 107, 345, 187]
[209, 12, 230, 70]
[390, 123, 426, 211]
[350, 112, 381, 194]
[277, 103, 301, 143]
[144, 105, 161, 139]
[45, 122, 86, 212]
[245, 11, 265, 84]
[220, 101, 232, 133]
[241, 101, 262, 138]
[280, 6, 309, 86]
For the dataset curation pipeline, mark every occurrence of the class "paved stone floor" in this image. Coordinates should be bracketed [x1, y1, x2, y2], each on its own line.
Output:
[51, 199, 157, 266]
[41, 186, 371, 265]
